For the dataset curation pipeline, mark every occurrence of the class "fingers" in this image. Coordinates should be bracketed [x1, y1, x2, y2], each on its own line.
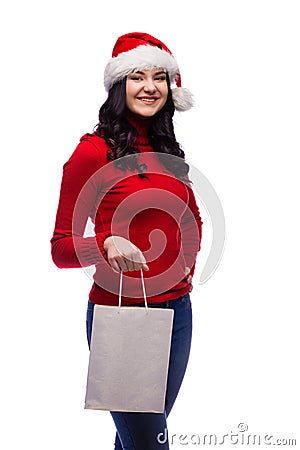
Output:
[107, 253, 137, 273]
[123, 248, 146, 272]
[104, 236, 149, 273]
[108, 257, 123, 273]
[185, 267, 193, 291]
[185, 266, 191, 276]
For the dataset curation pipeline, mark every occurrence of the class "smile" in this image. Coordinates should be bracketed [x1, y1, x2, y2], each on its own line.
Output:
[138, 97, 159, 104]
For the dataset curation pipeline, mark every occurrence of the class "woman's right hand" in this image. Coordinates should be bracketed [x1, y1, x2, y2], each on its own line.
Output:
[103, 236, 149, 273]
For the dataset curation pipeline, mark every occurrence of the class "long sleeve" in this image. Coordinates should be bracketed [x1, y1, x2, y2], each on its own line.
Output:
[51, 135, 111, 268]
[180, 184, 203, 276]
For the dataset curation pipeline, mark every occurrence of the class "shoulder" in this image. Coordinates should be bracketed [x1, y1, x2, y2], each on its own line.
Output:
[79, 132, 107, 149]
[64, 132, 109, 170]
[76, 132, 109, 163]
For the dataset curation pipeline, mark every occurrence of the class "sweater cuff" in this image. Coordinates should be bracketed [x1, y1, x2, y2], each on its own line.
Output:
[73, 236, 102, 266]
[95, 231, 112, 261]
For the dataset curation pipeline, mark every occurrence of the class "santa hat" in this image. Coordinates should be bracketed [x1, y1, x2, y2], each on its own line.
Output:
[104, 32, 193, 112]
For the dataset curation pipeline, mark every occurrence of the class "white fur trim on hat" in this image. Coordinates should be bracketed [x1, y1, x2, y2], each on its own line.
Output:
[172, 87, 194, 111]
[104, 45, 179, 91]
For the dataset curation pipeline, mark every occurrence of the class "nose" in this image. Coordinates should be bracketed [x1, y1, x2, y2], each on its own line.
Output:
[143, 78, 156, 93]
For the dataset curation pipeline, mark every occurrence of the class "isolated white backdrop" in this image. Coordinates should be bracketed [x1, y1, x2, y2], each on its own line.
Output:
[1, 1, 299, 449]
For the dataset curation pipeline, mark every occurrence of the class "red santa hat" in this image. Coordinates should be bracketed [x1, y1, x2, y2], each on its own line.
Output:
[104, 32, 193, 112]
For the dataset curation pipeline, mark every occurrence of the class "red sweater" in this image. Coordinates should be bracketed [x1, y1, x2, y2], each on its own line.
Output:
[51, 116, 202, 305]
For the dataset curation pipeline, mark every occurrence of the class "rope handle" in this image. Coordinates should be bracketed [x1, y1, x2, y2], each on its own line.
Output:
[118, 269, 148, 310]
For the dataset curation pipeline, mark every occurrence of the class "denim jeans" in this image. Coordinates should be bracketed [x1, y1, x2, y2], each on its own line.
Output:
[86, 293, 193, 450]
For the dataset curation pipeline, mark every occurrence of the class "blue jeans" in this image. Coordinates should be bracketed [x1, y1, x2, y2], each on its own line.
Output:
[86, 294, 193, 450]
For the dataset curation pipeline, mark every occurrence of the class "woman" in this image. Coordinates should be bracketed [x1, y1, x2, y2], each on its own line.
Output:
[51, 32, 202, 450]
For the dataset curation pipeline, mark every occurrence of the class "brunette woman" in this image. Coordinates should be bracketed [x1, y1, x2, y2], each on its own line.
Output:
[51, 32, 202, 450]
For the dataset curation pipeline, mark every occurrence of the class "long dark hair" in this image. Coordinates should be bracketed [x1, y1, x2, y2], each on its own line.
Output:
[95, 76, 190, 180]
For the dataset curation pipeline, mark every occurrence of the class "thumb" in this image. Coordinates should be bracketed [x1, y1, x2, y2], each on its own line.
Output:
[142, 262, 149, 271]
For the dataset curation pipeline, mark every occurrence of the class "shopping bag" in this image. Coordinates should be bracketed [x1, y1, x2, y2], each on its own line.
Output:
[84, 270, 174, 413]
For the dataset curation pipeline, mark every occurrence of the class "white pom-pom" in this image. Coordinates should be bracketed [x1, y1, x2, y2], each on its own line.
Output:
[172, 87, 194, 111]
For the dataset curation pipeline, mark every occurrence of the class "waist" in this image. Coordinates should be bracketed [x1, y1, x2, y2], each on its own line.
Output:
[88, 292, 191, 310]
[89, 281, 190, 306]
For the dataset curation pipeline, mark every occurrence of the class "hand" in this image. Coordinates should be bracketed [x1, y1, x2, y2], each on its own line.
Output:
[103, 236, 149, 273]
[185, 266, 193, 292]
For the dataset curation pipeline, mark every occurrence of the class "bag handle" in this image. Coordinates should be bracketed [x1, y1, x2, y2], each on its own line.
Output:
[118, 269, 148, 310]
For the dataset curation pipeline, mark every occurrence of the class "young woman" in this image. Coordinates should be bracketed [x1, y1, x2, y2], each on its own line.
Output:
[51, 32, 202, 450]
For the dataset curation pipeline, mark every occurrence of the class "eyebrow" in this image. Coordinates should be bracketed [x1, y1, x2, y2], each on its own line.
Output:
[134, 70, 166, 76]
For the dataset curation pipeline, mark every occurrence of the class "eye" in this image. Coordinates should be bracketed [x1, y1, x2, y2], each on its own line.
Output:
[154, 75, 167, 81]
[128, 75, 143, 81]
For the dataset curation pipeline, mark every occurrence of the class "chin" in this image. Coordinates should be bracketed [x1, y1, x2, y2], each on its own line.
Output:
[133, 106, 161, 118]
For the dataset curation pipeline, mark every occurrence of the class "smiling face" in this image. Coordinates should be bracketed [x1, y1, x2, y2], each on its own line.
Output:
[125, 68, 169, 118]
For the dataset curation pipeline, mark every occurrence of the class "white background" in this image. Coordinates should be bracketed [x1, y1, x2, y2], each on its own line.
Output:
[1, 1, 299, 448]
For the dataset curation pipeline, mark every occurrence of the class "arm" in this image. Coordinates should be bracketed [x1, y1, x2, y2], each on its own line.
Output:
[50, 136, 111, 268]
[180, 184, 203, 278]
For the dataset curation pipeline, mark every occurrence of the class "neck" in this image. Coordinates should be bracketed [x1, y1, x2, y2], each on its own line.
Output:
[125, 110, 152, 146]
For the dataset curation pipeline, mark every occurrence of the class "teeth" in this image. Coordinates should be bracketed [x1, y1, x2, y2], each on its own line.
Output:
[140, 98, 156, 102]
